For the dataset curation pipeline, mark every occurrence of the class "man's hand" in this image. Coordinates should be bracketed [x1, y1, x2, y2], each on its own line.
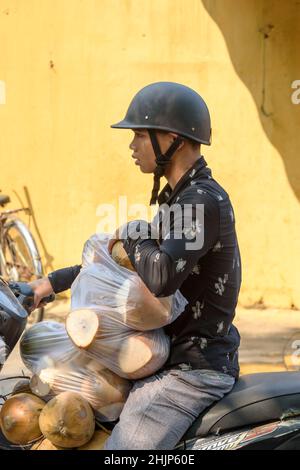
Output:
[28, 277, 54, 312]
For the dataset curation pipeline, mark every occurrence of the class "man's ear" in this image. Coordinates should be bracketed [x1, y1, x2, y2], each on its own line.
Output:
[169, 132, 184, 146]
[171, 134, 185, 151]
[169, 132, 178, 142]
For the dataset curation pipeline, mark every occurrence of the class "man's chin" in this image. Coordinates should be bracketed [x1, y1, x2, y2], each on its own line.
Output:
[139, 167, 153, 174]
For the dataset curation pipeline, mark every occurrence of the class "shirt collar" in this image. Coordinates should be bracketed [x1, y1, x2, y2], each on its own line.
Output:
[157, 155, 209, 205]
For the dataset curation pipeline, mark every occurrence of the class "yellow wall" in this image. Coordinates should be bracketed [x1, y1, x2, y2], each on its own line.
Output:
[0, 0, 299, 308]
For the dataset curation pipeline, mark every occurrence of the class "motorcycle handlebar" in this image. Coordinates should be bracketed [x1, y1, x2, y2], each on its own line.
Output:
[8, 281, 55, 312]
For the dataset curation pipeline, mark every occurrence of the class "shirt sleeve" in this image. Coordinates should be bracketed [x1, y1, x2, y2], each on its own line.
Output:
[122, 189, 220, 297]
[48, 264, 82, 293]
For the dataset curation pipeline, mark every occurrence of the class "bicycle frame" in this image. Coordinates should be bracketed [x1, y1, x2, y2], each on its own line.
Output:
[0, 207, 39, 279]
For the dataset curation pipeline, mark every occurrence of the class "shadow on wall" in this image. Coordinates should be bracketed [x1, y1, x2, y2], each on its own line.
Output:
[202, 0, 300, 201]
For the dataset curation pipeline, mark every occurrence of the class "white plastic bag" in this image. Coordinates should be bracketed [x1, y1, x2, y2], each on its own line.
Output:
[66, 307, 170, 380]
[66, 232, 187, 378]
[72, 233, 188, 331]
[19, 321, 88, 373]
[30, 364, 131, 422]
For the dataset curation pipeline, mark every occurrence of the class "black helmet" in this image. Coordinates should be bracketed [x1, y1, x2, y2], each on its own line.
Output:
[111, 81, 211, 144]
[111, 82, 211, 205]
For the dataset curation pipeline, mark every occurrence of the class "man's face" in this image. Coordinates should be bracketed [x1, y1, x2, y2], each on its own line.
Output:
[129, 129, 176, 173]
[129, 129, 156, 173]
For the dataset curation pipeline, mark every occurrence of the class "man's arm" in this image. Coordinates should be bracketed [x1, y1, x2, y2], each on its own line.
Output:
[48, 264, 82, 293]
[121, 190, 220, 297]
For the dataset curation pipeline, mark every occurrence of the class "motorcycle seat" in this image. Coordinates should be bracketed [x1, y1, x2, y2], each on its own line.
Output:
[0, 194, 10, 207]
[183, 371, 300, 440]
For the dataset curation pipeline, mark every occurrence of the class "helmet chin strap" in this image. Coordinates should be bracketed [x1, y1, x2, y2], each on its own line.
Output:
[148, 129, 183, 206]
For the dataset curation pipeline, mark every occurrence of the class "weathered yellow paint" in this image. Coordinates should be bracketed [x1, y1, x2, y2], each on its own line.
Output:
[0, 0, 299, 307]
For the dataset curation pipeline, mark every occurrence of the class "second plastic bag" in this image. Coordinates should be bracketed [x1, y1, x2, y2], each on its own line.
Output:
[20, 321, 132, 422]
[20, 321, 89, 373]
[30, 363, 131, 422]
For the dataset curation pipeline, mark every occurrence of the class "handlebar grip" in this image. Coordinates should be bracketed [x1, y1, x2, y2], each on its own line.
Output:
[8, 281, 55, 307]
[43, 293, 55, 303]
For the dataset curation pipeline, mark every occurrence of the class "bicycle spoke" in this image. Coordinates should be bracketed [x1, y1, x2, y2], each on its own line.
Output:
[3, 232, 35, 282]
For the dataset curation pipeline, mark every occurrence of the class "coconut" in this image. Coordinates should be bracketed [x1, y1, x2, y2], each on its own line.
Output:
[66, 309, 169, 379]
[31, 365, 130, 422]
[111, 241, 134, 271]
[39, 391, 95, 448]
[77, 430, 110, 450]
[0, 393, 45, 444]
[123, 279, 173, 330]
[85, 358, 106, 373]
[80, 368, 130, 420]
[116, 334, 169, 379]
[93, 368, 130, 403]
[66, 309, 100, 348]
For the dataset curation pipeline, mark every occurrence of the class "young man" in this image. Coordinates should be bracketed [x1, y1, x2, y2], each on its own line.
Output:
[30, 82, 241, 450]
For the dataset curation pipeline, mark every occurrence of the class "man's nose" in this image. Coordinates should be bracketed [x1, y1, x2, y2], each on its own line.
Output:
[129, 140, 136, 151]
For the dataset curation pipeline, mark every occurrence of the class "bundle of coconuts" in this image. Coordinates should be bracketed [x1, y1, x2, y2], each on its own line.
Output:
[6, 236, 182, 449]
[30, 364, 131, 422]
[19, 321, 132, 422]
[65, 307, 170, 380]
[67, 238, 173, 379]
[0, 386, 110, 449]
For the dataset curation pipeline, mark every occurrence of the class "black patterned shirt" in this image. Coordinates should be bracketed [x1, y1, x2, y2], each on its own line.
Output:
[48, 156, 241, 379]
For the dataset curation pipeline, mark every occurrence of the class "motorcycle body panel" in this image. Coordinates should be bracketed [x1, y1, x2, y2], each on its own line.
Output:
[179, 418, 300, 450]
[0, 278, 27, 368]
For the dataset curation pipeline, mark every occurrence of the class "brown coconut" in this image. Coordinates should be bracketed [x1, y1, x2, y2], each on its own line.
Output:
[0, 393, 45, 444]
[111, 241, 134, 271]
[39, 391, 95, 448]
[124, 279, 173, 330]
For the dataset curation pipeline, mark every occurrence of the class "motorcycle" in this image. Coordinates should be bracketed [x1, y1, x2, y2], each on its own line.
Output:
[1, 277, 300, 450]
[0, 277, 54, 372]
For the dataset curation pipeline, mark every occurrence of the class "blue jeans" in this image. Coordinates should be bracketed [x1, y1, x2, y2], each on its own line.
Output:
[103, 368, 235, 450]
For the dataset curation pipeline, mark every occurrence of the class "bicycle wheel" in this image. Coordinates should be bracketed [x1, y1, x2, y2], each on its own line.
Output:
[1, 218, 44, 323]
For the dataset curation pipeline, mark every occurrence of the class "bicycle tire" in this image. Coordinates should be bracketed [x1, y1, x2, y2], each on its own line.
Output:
[1, 218, 45, 323]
